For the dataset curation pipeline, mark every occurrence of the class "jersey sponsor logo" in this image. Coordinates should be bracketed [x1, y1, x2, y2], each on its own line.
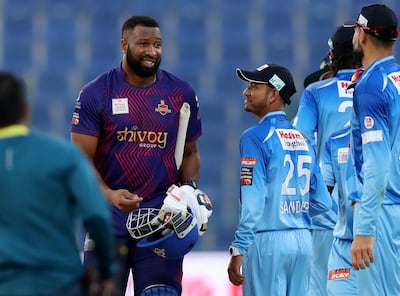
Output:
[275, 129, 308, 151]
[363, 116, 374, 129]
[240, 167, 253, 186]
[71, 112, 80, 125]
[280, 200, 309, 214]
[74, 91, 83, 110]
[241, 157, 257, 166]
[362, 130, 382, 144]
[337, 147, 349, 164]
[337, 80, 353, 98]
[155, 100, 172, 116]
[74, 101, 81, 110]
[153, 247, 167, 258]
[328, 268, 351, 280]
[112, 98, 129, 114]
[388, 71, 400, 94]
[116, 126, 168, 148]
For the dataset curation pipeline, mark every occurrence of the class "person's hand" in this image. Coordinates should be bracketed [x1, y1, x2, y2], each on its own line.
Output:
[351, 235, 375, 270]
[106, 189, 143, 212]
[227, 255, 245, 286]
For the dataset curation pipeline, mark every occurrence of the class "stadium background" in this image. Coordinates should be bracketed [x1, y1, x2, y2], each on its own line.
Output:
[2, 0, 399, 254]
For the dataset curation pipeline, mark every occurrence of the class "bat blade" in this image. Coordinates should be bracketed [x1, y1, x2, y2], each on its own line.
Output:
[175, 102, 191, 170]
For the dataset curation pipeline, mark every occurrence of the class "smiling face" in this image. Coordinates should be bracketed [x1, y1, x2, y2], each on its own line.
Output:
[122, 25, 162, 78]
[243, 82, 279, 120]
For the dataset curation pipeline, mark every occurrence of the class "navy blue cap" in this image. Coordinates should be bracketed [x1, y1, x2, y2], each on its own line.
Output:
[236, 64, 296, 105]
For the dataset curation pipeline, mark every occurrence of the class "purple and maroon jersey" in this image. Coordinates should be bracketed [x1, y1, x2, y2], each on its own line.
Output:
[71, 64, 202, 236]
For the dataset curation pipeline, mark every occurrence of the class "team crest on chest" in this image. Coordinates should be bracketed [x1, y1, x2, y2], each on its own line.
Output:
[155, 100, 172, 116]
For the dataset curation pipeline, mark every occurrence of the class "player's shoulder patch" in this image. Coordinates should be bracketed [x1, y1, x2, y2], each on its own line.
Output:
[363, 116, 374, 129]
[240, 167, 253, 186]
[241, 157, 256, 166]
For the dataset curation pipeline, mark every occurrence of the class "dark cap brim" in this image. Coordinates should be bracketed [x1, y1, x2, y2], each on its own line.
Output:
[236, 68, 268, 84]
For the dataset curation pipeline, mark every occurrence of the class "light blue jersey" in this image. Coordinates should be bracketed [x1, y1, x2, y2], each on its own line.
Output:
[293, 69, 355, 230]
[351, 56, 400, 295]
[322, 126, 358, 295]
[294, 69, 355, 296]
[322, 126, 353, 240]
[231, 111, 331, 296]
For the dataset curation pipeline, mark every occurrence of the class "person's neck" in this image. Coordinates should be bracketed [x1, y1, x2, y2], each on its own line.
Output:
[257, 108, 284, 122]
[363, 47, 392, 69]
[122, 63, 157, 87]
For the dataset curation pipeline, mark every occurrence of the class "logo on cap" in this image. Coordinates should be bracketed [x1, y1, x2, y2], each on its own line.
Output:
[358, 14, 368, 27]
[269, 74, 285, 91]
[256, 64, 269, 71]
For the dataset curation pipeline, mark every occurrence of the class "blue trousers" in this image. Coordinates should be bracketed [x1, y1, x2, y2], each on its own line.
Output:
[243, 229, 312, 296]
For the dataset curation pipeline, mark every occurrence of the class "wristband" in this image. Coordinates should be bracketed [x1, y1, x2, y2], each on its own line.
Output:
[181, 179, 198, 189]
[229, 245, 241, 257]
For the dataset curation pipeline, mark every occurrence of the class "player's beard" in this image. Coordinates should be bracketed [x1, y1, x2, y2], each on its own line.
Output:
[126, 45, 161, 78]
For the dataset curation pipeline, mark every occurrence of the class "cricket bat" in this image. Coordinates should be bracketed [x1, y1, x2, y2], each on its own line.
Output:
[175, 102, 191, 170]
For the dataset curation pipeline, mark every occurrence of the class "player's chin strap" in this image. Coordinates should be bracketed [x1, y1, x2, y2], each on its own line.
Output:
[141, 284, 178, 296]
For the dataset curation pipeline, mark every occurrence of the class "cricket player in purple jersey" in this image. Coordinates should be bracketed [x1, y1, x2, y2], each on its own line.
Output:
[349, 4, 400, 295]
[322, 126, 359, 295]
[70, 16, 202, 296]
[292, 25, 360, 296]
[227, 64, 331, 296]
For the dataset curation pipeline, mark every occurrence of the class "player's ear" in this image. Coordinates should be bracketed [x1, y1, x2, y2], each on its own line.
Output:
[268, 87, 279, 104]
[120, 38, 128, 54]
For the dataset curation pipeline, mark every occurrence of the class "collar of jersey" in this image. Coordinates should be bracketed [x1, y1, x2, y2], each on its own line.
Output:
[364, 55, 394, 76]
[354, 55, 394, 87]
[260, 111, 286, 123]
[0, 124, 29, 138]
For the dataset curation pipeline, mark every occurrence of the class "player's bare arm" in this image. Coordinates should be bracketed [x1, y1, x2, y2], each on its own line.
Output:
[71, 132, 143, 211]
[227, 255, 245, 286]
[179, 140, 200, 183]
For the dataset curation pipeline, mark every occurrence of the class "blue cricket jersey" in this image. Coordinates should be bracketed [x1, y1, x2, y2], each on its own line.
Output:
[231, 111, 331, 255]
[321, 126, 354, 240]
[351, 56, 400, 236]
[293, 69, 355, 230]
[70, 64, 202, 237]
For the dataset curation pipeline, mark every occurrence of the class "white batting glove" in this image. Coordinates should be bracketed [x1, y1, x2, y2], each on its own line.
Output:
[181, 185, 213, 236]
[161, 184, 191, 214]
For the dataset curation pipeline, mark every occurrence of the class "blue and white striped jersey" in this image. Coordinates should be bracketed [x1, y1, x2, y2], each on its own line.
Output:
[293, 69, 356, 230]
[231, 111, 331, 255]
[321, 126, 354, 240]
[351, 56, 400, 236]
